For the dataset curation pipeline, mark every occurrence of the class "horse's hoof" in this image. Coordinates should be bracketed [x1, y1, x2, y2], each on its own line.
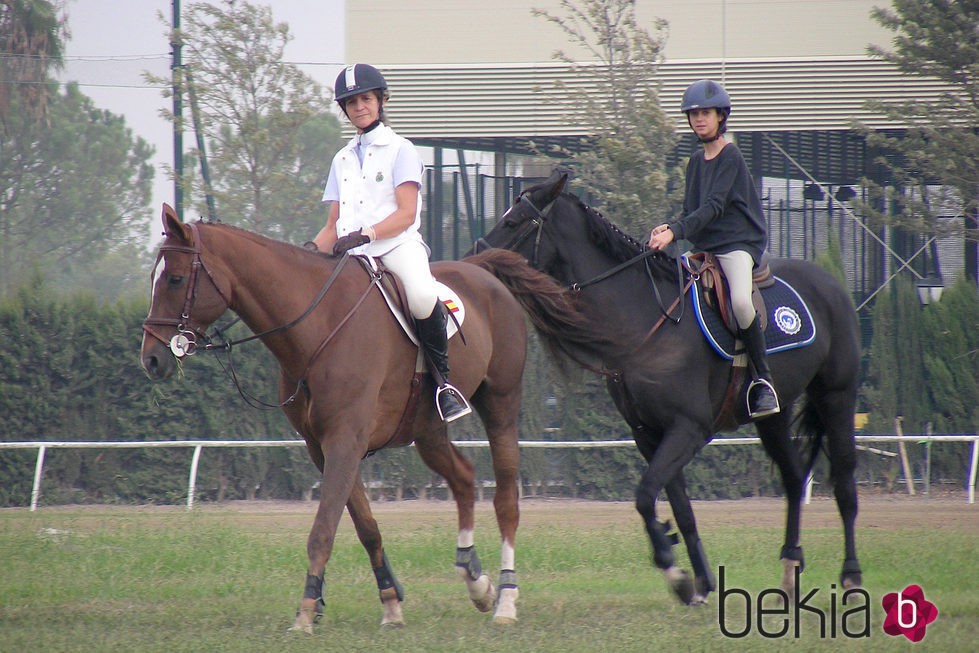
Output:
[468, 574, 497, 613]
[493, 587, 519, 624]
[381, 619, 406, 629]
[290, 608, 316, 635]
[472, 594, 495, 613]
[781, 558, 802, 594]
[665, 567, 696, 605]
[841, 560, 862, 589]
[689, 594, 709, 606]
[288, 621, 314, 635]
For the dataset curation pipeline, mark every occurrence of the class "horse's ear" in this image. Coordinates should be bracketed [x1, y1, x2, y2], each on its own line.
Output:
[161, 203, 192, 244]
[545, 167, 570, 199]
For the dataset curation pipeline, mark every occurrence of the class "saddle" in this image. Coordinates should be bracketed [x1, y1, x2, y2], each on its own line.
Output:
[352, 255, 466, 345]
[683, 251, 773, 334]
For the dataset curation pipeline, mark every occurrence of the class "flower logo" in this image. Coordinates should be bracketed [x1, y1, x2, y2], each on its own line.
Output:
[882, 584, 938, 642]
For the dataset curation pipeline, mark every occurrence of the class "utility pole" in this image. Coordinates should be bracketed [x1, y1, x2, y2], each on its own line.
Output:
[171, 0, 183, 219]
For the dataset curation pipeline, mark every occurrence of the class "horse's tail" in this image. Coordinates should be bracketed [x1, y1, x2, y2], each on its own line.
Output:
[794, 396, 825, 476]
[465, 249, 610, 366]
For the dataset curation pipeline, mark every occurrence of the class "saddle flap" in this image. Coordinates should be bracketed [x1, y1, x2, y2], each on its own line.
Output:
[354, 255, 465, 346]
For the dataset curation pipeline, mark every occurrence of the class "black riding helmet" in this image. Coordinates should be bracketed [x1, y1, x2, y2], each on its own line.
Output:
[681, 79, 731, 140]
[334, 63, 388, 106]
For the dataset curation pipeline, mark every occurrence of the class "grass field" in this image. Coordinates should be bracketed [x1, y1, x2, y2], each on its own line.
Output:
[1, 495, 976, 652]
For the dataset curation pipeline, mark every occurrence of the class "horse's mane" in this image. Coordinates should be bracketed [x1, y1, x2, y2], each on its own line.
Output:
[561, 193, 676, 275]
[196, 219, 311, 256]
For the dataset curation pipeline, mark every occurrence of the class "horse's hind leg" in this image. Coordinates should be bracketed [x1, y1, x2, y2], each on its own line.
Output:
[346, 472, 405, 627]
[665, 472, 715, 605]
[483, 411, 521, 624]
[413, 433, 498, 615]
[812, 387, 862, 588]
[755, 408, 807, 593]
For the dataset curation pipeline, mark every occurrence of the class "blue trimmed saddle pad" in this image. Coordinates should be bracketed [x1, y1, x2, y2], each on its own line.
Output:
[691, 275, 816, 360]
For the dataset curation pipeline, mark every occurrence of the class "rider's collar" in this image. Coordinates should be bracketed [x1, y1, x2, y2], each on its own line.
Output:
[357, 121, 388, 147]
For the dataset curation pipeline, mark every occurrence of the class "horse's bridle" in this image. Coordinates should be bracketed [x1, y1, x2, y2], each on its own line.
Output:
[473, 193, 556, 268]
[142, 224, 377, 408]
[142, 222, 233, 358]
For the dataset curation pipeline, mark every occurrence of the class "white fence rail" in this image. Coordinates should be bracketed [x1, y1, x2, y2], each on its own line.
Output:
[2, 435, 976, 511]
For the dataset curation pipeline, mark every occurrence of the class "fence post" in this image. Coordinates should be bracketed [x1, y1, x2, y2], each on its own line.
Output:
[895, 418, 915, 495]
[187, 445, 203, 510]
[30, 445, 46, 512]
[968, 437, 978, 505]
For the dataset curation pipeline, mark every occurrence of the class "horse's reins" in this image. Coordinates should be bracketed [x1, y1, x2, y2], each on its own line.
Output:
[143, 225, 379, 408]
[501, 192, 688, 343]
[214, 258, 382, 410]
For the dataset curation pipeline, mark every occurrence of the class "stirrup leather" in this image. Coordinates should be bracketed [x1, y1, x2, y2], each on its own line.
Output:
[746, 377, 780, 419]
[436, 384, 472, 422]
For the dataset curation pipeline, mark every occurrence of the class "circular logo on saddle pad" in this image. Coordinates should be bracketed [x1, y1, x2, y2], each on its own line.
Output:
[773, 306, 802, 335]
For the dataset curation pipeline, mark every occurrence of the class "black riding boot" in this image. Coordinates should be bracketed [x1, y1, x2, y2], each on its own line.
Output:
[740, 314, 781, 419]
[416, 302, 472, 423]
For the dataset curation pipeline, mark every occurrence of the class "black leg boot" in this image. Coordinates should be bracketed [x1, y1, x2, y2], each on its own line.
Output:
[416, 302, 472, 422]
[739, 314, 781, 419]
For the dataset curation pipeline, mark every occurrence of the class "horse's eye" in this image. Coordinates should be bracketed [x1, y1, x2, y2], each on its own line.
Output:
[167, 275, 185, 288]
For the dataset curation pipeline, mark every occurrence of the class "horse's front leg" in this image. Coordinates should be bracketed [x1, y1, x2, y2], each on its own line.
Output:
[290, 441, 361, 634]
[346, 470, 405, 627]
[665, 471, 715, 605]
[634, 422, 707, 604]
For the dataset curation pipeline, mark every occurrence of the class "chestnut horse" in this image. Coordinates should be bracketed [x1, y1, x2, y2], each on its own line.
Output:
[473, 169, 862, 604]
[140, 205, 596, 632]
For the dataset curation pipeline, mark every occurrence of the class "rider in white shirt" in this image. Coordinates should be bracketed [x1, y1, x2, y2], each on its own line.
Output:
[311, 63, 471, 422]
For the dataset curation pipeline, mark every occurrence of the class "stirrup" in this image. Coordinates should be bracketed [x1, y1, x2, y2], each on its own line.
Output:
[436, 384, 472, 423]
[746, 378, 780, 419]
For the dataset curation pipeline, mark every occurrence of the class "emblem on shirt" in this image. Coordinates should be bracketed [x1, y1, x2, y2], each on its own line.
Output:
[773, 306, 802, 335]
[375, 172, 384, 182]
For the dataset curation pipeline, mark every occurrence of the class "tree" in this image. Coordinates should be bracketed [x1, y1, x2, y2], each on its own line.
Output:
[0, 1, 154, 300]
[0, 0, 64, 124]
[155, 1, 343, 243]
[532, 0, 680, 236]
[860, 0, 979, 282]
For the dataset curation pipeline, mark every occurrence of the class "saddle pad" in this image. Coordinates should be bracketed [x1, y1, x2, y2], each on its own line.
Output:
[359, 256, 465, 346]
[691, 275, 815, 360]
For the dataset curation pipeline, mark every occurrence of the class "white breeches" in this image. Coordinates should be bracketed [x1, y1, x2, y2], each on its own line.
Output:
[379, 239, 440, 319]
[716, 250, 756, 329]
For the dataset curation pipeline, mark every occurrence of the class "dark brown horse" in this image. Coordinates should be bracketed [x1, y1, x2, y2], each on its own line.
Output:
[473, 169, 862, 604]
[140, 204, 596, 632]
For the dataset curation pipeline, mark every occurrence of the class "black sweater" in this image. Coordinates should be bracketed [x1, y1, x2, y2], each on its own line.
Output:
[667, 142, 766, 265]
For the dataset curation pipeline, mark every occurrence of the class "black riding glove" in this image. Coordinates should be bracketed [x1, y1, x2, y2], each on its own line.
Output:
[332, 230, 370, 256]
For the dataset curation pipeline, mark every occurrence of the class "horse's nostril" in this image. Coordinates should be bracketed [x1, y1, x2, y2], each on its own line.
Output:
[142, 354, 165, 379]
